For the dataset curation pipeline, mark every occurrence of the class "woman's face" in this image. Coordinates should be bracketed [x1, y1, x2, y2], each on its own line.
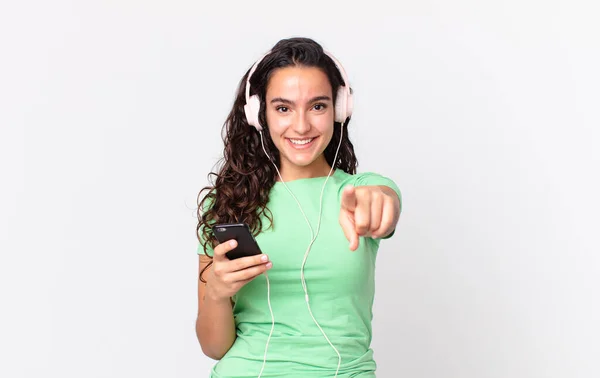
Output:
[265, 65, 335, 180]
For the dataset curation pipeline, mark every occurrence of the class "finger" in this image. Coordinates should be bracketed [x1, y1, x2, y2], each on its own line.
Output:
[354, 190, 372, 236]
[372, 197, 396, 238]
[368, 193, 383, 237]
[233, 275, 258, 290]
[340, 185, 357, 212]
[213, 239, 238, 262]
[230, 253, 270, 272]
[339, 210, 359, 251]
[229, 261, 273, 282]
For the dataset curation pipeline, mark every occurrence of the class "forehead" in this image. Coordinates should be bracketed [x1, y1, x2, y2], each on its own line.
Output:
[266, 66, 332, 100]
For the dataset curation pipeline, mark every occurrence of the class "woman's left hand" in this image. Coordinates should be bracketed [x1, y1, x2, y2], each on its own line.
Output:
[339, 185, 401, 251]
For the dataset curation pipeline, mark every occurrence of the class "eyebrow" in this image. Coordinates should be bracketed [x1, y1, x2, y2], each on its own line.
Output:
[269, 95, 332, 105]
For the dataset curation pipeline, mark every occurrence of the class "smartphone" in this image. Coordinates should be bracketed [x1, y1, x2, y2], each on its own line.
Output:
[211, 223, 263, 260]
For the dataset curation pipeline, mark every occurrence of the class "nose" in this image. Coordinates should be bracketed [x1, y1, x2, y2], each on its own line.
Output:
[292, 111, 311, 134]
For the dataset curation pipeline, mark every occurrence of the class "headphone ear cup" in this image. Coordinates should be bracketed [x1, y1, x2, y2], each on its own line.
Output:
[244, 95, 262, 131]
[334, 86, 347, 123]
[346, 88, 353, 119]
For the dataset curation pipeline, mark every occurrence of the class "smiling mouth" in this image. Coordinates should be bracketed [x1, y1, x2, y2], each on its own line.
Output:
[287, 137, 316, 145]
[285, 136, 319, 150]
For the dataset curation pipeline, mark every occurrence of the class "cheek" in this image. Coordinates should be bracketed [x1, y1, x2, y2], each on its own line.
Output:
[310, 113, 334, 134]
[321, 126, 336, 151]
[317, 118, 335, 142]
[268, 128, 281, 148]
[266, 111, 285, 138]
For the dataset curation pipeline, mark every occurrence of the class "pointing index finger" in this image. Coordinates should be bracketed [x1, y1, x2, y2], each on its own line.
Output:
[341, 185, 357, 212]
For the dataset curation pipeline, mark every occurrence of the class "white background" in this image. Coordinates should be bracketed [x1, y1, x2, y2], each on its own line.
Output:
[1, 1, 598, 377]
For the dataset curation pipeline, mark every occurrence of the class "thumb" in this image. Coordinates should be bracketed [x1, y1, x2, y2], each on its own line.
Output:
[340, 185, 357, 212]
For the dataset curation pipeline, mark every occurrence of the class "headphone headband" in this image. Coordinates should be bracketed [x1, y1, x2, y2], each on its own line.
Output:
[244, 50, 271, 107]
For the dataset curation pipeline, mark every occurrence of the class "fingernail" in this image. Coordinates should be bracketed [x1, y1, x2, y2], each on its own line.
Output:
[229, 240, 237, 247]
[261, 254, 268, 262]
[266, 262, 273, 269]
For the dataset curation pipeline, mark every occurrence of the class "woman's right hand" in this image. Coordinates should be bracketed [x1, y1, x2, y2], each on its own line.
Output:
[205, 239, 272, 302]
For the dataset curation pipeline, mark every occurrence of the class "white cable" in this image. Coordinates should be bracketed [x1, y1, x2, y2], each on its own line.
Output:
[258, 125, 345, 378]
[257, 272, 274, 378]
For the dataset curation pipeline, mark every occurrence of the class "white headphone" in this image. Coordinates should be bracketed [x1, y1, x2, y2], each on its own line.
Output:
[243, 49, 354, 130]
[244, 48, 352, 378]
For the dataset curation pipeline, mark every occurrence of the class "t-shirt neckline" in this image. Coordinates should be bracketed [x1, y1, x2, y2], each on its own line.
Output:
[274, 169, 342, 185]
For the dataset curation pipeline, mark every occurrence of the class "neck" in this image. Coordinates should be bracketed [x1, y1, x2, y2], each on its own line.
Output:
[277, 156, 333, 182]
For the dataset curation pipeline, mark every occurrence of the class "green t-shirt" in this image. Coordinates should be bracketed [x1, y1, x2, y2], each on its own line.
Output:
[197, 169, 402, 378]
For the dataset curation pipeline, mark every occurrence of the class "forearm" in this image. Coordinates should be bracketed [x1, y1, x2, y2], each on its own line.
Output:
[196, 291, 236, 360]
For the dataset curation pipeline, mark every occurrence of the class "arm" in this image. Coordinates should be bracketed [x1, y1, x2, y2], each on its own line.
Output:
[195, 240, 273, 360]
[196, 255, 236, 360]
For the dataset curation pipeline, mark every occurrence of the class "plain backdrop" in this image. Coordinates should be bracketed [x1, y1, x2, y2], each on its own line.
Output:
[1, 1, 598, 377]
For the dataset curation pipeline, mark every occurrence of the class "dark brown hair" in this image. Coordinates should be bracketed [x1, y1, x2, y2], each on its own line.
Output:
[196, 37, 358, 282]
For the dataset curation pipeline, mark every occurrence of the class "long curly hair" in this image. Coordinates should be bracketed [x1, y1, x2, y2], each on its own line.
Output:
[196, 37, 358, 282]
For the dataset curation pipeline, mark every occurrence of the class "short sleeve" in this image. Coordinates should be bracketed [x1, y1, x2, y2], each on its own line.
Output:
[196, 238, 214, 257]
[196, 192, 216, 257]
[352, 172, 402, 239]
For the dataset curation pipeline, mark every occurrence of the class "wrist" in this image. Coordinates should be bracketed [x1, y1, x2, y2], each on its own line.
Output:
[205, 283, 231, 305]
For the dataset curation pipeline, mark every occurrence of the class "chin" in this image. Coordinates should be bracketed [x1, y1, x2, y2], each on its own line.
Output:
[277, 135, 331, 170]
[282, 154, 314, 167]
[284, 148, 324, 167]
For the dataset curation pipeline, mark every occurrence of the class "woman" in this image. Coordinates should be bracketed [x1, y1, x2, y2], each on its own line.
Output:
[196, 37, 402, 378]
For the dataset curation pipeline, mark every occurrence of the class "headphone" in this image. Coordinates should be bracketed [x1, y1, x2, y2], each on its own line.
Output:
[244, 49, 354, 130]
[242, 47, 353, 378]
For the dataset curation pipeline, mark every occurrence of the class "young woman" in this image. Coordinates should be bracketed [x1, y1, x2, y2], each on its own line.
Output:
[195, 37, 402, 378]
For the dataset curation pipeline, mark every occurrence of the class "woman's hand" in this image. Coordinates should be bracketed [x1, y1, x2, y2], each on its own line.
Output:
[339, 185, 401, 251]
[205, 240, 272, 302]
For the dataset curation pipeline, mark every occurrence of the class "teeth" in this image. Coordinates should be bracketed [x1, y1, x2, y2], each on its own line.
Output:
[289, 138, 314, 145]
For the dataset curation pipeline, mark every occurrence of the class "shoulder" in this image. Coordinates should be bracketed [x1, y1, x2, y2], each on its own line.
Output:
[334, 170, 402, 203]
[196, 188, 217, 257]
[199, 188, 216, 211]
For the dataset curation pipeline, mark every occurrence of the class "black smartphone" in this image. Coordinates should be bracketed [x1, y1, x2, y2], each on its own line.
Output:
[211, 223, 263, 260]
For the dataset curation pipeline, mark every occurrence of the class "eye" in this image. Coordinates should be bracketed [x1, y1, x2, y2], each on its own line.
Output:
[313, 103, 327, 111]
[276, 106, 289, 113]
